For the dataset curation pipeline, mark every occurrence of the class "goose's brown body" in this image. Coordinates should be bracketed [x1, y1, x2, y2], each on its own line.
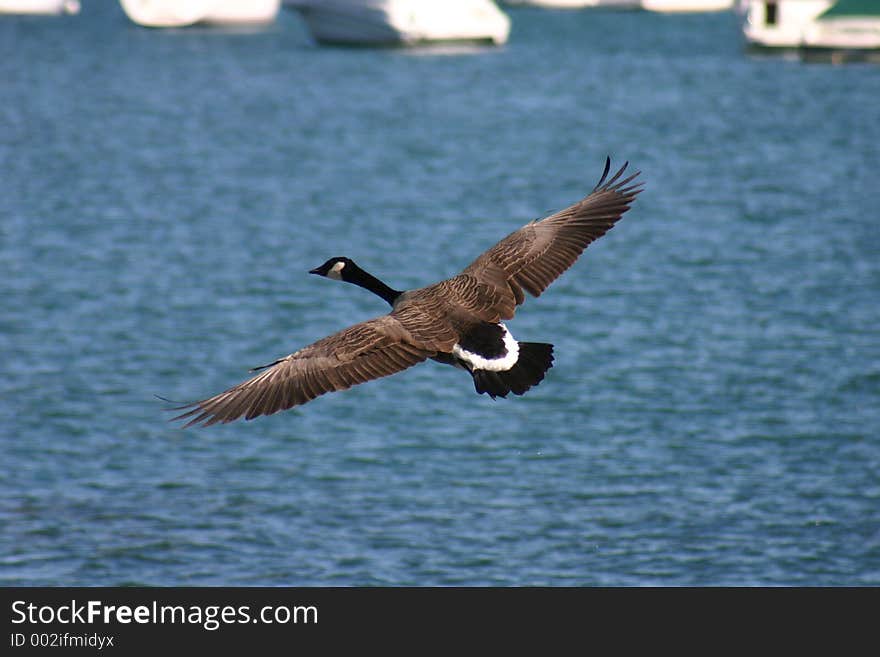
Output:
[171, 159, 642, 427]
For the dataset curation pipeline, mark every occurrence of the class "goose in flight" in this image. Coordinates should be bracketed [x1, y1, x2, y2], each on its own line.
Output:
[170, 158, 642, 427]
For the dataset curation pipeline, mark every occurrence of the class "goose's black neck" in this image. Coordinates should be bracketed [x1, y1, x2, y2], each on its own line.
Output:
[348, 264, 403, 306]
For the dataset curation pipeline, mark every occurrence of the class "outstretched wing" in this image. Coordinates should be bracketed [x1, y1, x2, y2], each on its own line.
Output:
[169, 315, 434, 427]
[459, 158, 642, 320]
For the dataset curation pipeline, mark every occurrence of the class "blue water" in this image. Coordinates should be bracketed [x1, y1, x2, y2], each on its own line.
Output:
[2, 4, 879, 586]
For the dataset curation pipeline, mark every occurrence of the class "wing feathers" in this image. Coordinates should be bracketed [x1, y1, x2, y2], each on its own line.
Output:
[461, 159, 642, 318]
[171, 317, 433, 427]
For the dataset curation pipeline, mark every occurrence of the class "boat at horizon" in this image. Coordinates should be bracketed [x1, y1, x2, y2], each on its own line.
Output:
[285, 0, 511, 46]
[119, 0, 280, 29]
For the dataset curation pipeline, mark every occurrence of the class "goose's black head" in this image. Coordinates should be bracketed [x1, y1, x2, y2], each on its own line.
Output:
[309, 257, 403, 306]
[309, 256, 355, 282]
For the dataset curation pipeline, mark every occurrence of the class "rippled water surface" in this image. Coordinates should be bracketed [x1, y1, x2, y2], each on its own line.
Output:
[2, 4, 879, 585]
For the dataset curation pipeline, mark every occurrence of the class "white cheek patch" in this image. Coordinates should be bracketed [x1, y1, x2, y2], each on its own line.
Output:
[327, 261, 346, 280]
[452, 323, 520, 372]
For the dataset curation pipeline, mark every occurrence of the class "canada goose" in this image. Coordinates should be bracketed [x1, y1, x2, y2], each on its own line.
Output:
[170, 159, 642, 427]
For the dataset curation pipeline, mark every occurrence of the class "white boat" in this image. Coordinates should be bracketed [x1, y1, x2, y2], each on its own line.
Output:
[802, 0, 880, 55]
[286, 0, 511, 46]
[742, 0, 833, 48]
[0, 0, 79, 13]
[641, 0, 734, 11]
[501, 0, 639, 8]
[120, 0, 280, 28]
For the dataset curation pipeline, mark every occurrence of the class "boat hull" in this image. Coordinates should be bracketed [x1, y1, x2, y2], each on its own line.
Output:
[288, 0, 511, 46]
[0, 0, 79, 14]
[120, 0, 280, 28]
[742, 0, 833, 48]
[641, 0, 733, 12]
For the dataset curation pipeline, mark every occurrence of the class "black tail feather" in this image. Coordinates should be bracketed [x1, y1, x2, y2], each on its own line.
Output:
[473, 370, 509, 399]
[472, 342, 554, 399]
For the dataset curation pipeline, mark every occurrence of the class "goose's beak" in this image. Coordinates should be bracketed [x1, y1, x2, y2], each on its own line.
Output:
[308, 267, 322, 275]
